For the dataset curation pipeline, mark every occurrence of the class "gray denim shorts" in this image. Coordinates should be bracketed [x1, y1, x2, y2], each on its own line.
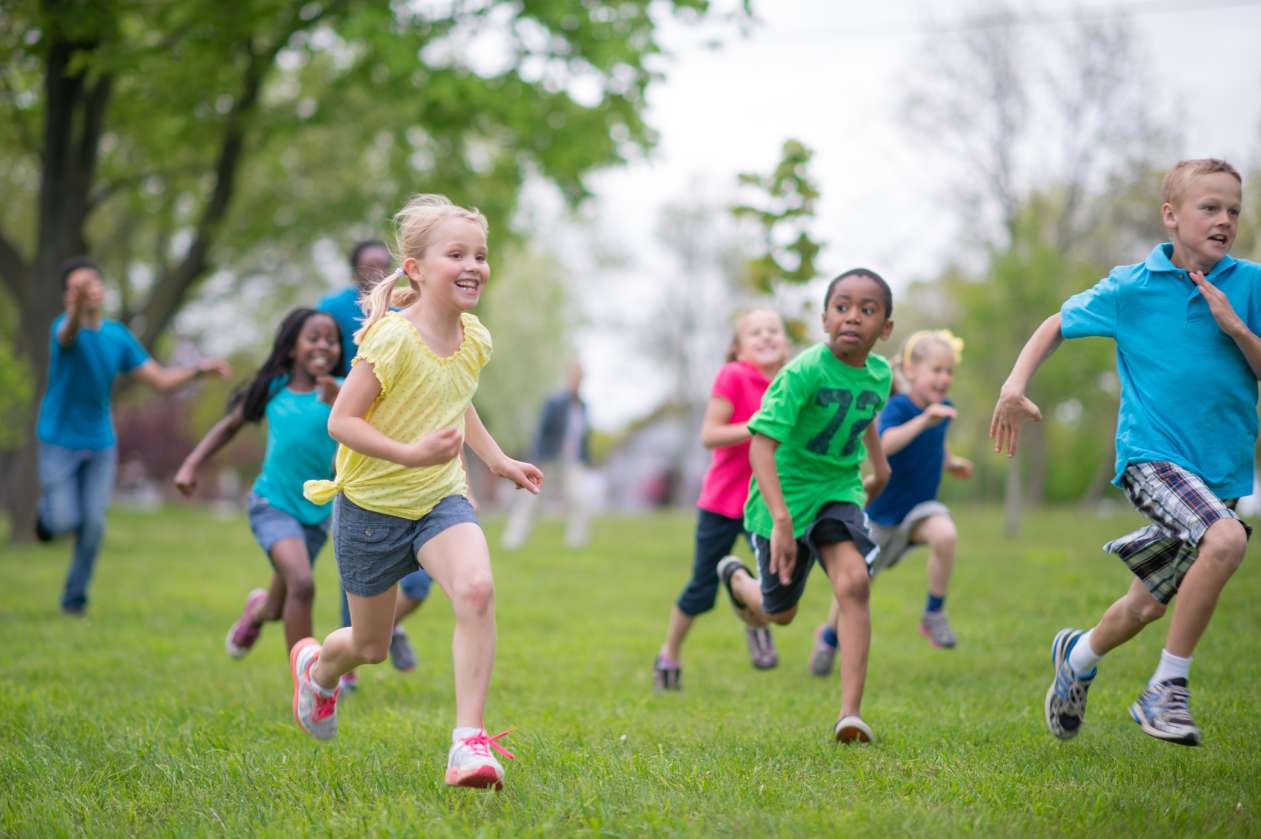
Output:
[332, 493, 479, 597]
[246, 492, 329, 566]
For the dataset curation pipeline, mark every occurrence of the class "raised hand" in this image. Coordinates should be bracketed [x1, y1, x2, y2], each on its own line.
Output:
[197, 358, 233, 379]
[922, 403, 958, 427]
[990, 387, 1043, 457]
[946, 454, 974, 479]
[315, 374, 341, 405]
[173, 464, 197, 497]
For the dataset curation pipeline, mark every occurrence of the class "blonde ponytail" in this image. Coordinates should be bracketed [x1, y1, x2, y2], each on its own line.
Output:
[354, 268, 420, 344]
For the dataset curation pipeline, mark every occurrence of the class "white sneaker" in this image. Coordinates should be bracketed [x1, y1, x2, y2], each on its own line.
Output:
[445, 728, 515, 789]
[833, 715, 874, 744]
[289, 638, 339, 740]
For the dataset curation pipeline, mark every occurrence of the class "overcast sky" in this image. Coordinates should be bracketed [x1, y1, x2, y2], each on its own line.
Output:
[567, 0, 1261, 428]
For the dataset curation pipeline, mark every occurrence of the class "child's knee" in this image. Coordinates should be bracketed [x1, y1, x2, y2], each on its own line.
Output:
[1200, 518, 1247, 570]
[835, 570, 870, 604]
[766, 605, 797, 625]
[453, 574, 495, 614]
[929, 518, 957, 551]
[287, 574, 316, 606]
[355, 639, 390, 664]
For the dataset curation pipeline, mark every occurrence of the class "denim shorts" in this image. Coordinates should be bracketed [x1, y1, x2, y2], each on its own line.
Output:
[246, 492, 329, 566]
[333, 493, 479, 597]
[752, 502, 875, 615]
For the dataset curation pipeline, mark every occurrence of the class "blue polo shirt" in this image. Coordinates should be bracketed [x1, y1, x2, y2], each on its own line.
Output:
[316, 287, 362, 377]
[37, 316, 150, 450]
[1060, 243, 1261, 499]
[252, 377, 339, 524]
[865, 394, 950, 526]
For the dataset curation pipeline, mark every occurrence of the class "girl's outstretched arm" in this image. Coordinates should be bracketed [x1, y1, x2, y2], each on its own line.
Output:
[464, 404, 542, 493]
[698, 396, 749, 449]
[880, 404, 957, 455]
[328, 361, 463, 468]
[174, 405, 247, 497]
[862, 422, 892, 505]
[990, 313, 1063, 457]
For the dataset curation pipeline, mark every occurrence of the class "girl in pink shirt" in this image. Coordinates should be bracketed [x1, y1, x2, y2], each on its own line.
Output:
[654, 309, 791, 690]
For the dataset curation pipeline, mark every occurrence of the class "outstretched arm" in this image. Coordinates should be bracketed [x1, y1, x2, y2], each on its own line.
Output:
[990, 313, 1064, 456]
[327, 361, 462, 468]
[132, 358, 232, 392]
[881, 404, 957, 456]
[1191, 270, 1261, 380]
[698, 396, 749, 449]
[464, 404, 543, 493]
[174, 405, 247, 497]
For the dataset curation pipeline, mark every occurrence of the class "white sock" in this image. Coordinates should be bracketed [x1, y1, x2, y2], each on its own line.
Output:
[1067, 628, 1102, 676]
[453, 726, 481, 743]
[312, 675, 336, 697]
[1149, 649, 1192, 687]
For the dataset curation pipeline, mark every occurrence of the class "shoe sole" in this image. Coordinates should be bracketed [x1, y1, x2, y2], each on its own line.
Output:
[445, 765, 504, 790]
[918, 622, 956, 649]
[1128, 702, 1202, 746]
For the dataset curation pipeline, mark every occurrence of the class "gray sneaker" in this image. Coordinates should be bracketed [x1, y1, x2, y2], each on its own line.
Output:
[809, 625, 837, 677]
[745, 625, 778, 669]
[1044, 628, 1095, 740]
[919, 611, 957, 649]
[1130, 678, 1202, 746]
[290, 638, 339, 741]
[389, 626, 417, 672]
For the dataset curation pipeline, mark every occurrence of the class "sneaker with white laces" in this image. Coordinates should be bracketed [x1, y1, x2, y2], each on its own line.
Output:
[1044, 628, 1095, 740]
[653, 655, 681, 692]
[290, 638, 339, 740]
[389, 626, 417, 672]
[225, 588, 268, 658]
[445, 728, 515, 789]
[919, 611, 957, 649]
[746, 625, 778, 669]
[809, 625, 838, 677]
[1130, 678, 1202, 746]
[833, 715, 874, 744]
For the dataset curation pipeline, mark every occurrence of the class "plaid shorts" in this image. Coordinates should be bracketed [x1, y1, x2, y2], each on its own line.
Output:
[1105, 461, 1250, 604]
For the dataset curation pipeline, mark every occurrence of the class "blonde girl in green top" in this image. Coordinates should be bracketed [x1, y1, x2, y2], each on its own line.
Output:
[719, 268, 894, 743]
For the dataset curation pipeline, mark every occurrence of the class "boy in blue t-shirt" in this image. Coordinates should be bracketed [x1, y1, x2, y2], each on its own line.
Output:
[37, 258, 230, 615]
[992, 159, 1259, 747]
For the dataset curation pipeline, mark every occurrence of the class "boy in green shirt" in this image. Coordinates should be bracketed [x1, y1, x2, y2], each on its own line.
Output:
[720, 268, 894, 743]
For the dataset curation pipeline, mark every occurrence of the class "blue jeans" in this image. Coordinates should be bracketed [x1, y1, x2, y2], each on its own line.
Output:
[38, 443, 117, 610]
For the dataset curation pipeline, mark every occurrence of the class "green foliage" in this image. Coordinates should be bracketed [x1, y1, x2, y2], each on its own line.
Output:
[731, 139, 824, 295]
[1, 506, 1259, 835]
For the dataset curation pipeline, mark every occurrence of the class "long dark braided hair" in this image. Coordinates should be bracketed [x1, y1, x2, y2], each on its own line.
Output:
[229, 308, 342, 423]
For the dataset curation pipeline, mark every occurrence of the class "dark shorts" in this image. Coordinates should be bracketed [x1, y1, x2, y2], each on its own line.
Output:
[246, 492, 329, 566]
[676, 508, 754, 617]
[752, 502, 875, 615]
[1106, 461, 1250, 605]
[332, 493, 479, 597]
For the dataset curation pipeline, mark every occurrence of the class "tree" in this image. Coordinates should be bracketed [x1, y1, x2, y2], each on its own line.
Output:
[0, 0, 747, 540]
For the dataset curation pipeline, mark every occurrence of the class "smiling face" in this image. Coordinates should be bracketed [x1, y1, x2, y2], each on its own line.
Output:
[734, 309, 791, 374]
[289, 313, 341, 382]
[406, 216, 490, 312]
[821, 274, 893, 364]
[905, 340, 955, 406]
[1163, 171, 1242, 273]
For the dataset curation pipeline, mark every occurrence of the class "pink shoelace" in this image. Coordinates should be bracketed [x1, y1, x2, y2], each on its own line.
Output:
[305, 656, 339, 722]
[461, 728, 516, 761]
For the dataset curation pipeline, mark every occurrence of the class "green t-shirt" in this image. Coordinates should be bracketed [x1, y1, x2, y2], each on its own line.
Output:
[743, 344, 892, 538]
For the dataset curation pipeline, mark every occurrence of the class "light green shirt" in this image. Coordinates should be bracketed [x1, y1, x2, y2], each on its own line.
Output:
[744, 344, 891, 538]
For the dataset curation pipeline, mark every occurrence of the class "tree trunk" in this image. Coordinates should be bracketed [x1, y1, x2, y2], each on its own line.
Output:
[1024, 420, 1047, 506]
[1003, 447, 1022, 537]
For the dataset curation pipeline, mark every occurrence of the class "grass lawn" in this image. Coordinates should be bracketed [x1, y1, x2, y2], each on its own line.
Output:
[1, 504, 1258, 837]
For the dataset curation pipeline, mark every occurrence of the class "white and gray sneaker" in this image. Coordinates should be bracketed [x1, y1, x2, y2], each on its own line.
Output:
[445, 728, 515, 789]
[919, 611, 957, 649]
[289, 638, 339, 741]
[389, 626, 417, 672]
[1044, 628, 1095, 740]
[1130, 678, 1202, 746]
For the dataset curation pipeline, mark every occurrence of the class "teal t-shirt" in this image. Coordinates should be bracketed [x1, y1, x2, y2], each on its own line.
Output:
[251, 378, 339, 524]
[744, 344, 892, 538]
[37, 316, 150, 450]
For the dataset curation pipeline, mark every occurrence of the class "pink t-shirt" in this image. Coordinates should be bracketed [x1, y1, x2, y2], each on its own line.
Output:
[696, 360, 773, 519]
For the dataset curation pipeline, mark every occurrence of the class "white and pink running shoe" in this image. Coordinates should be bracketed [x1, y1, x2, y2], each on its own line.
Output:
[445, 728, 515, 790]
[290, 638, 339, 741]
[225, 588, 268, 658]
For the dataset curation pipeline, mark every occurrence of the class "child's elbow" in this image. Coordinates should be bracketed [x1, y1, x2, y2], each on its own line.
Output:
[327, 415, 349, 444]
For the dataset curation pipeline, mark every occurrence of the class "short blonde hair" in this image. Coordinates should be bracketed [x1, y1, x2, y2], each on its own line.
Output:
[1161, 158, 1242, 207]
[356, 194, 489, 344]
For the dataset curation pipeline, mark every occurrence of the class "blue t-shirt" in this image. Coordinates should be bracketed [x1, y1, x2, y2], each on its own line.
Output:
[1060, 243, 1261, 499]
[316, 287, 362, 377]
[37, 316, 150, 450]
[251, 378, 339, 525]
[865, 393, 950, 526]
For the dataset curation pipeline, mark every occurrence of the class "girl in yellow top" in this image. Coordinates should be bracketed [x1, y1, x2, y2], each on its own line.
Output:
[292, 194, 543, 791]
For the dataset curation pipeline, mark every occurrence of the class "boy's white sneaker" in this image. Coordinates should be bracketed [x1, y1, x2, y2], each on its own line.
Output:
[445, 728, 514, 789]
[834, 715, 874, 744]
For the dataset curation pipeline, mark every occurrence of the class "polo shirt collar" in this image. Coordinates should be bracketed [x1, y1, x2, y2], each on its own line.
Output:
[1145, 242, 1237, 281]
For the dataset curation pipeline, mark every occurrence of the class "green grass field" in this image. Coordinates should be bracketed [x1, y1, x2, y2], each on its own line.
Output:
[2, 505, 1259, 837]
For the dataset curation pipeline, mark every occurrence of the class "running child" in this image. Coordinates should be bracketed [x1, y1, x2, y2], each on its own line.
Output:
[36, 257, 230, 615]
[719, 268, 894, 742]
[809, 329, 973, 675]
[174, 307, 341, 657]
[295, 194, 543, 790]
[653, 309, 792, 691]
[992, 158, 1257, 746]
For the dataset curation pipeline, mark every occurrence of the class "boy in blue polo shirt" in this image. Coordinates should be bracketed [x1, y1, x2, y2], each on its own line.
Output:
[37, 258, 230, 614]
[991, 159, 1259, 747]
